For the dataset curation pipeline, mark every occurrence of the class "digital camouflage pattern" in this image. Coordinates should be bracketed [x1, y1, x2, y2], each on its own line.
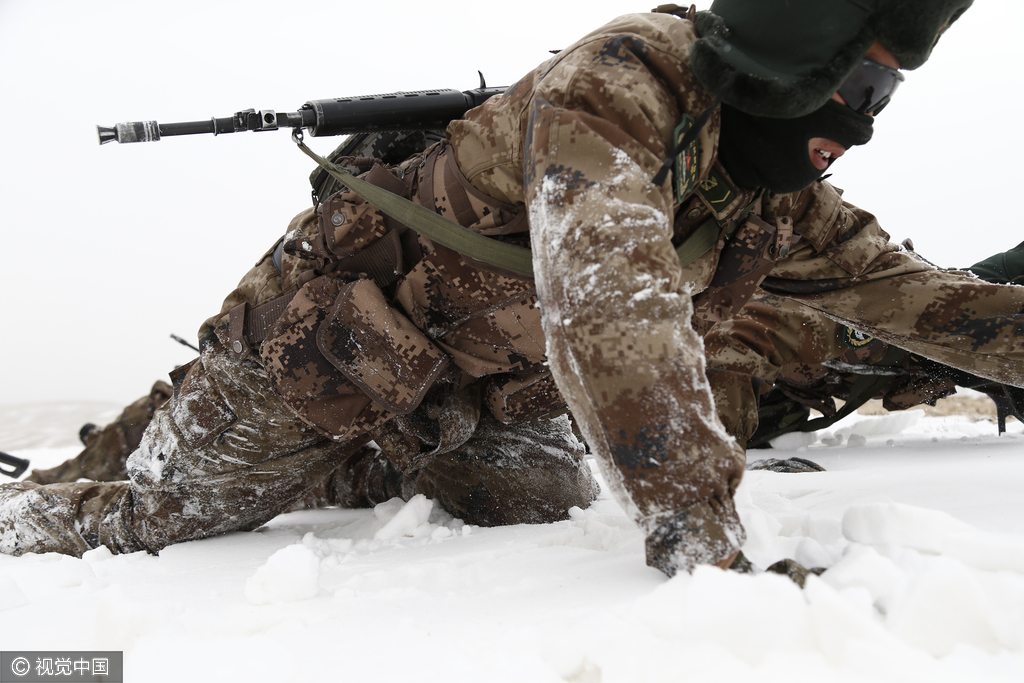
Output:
[4, 12, 1024, 576]
[520, 15, 746, 574]
[717, 240, 1024, 448]
[0, 326, 596, 556]
[691, 211, 794, 326]
[474, 13, 1024, 573]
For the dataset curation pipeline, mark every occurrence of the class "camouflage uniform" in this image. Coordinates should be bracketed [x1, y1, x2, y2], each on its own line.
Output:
[465, 14, 1024, 573]
[0, 201, 598, 556]
[3, 13, 1024, 574]
[706, 240, 1024, 448]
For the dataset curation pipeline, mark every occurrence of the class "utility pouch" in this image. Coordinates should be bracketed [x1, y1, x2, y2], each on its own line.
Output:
[286, 162, 416, 289]
[317, 278, 450, 414]
[261, 273, 449, 439]
[692, 214, 794, 324]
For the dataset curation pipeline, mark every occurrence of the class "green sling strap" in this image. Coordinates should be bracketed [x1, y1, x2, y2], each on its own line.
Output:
[294, 133, 537, 277]
[294, 132, 735, 278]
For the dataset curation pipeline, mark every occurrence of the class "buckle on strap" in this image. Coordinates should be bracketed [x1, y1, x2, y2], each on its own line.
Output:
[228, 292, 299, 357]
[228, 302, 252, 358]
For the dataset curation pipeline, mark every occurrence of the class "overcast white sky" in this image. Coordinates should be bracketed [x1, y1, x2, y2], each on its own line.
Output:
[1, 0, 1021, 406]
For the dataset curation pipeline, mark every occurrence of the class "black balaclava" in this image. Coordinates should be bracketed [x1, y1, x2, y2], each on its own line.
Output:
[683, 0, 973, 193]
[717, 99, 873, 193]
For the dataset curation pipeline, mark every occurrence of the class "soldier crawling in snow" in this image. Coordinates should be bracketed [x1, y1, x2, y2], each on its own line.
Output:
[22, 240, 1024, 481]
[4, 0, 1023, 577]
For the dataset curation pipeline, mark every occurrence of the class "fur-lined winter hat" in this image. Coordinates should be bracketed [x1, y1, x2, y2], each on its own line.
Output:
[690, 0, 973, 118]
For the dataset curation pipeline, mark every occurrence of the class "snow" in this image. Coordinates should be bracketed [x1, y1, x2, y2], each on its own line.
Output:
[0, 405, 1023, 681]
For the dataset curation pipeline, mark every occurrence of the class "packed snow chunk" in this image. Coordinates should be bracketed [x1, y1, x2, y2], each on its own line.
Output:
[18, 553, 97, 589]
[244, 544, 321, 605]
[822, 544, 905, 613]
[804, 577, 903, 663]
[843, 503, 975, 554]
[0, 574, 28, 612]
[845, 503, 1024, 574]
[634, 566, 815, 665]
[373, 494, 440, 541]
[82, 546, 115, 563]
[846, 433, 868, 447]
[887, 557, 1008, 656]
[944, 530, 1024, 574]
[302, 532, 352, 558]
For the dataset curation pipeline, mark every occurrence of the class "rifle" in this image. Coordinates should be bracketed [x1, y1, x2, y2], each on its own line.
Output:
[96, 78, 540, 277]
[97, 79, 507, 145]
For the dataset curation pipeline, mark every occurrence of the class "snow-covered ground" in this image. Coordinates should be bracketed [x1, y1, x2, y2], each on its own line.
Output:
[1, 401, 1022, 682]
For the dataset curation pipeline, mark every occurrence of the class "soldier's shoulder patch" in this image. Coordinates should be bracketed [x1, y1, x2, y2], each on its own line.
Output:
[672, 115, 700, 204]
[842, 326, 874, 349]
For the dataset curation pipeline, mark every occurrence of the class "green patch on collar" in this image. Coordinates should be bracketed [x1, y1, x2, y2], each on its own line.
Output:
[696, 165, 737, 213]
[842, 327, 874, 349]
[673, 115, 701, 204]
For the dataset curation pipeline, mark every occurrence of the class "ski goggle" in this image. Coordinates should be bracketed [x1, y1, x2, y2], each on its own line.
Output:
[836, 59, 905, 115]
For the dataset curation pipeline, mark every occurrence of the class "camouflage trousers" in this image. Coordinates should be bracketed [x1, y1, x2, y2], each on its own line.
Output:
[0, 331, 598, 558]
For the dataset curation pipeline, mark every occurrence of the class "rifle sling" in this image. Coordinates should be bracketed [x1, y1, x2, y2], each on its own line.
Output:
[675, 217, 720, 268]
[295, 137, 537, 278]
[229, 138, 754, 352]
[295, 135, 739, 277]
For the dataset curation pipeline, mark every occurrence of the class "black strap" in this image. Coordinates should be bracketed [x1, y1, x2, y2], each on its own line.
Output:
[0, 452, 29, 479]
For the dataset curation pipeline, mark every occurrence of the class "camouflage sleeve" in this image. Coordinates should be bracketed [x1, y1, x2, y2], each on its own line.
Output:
[761, 183, 1024, 389]
[525, 14, 745, 557]
[703, 290, 848, 444]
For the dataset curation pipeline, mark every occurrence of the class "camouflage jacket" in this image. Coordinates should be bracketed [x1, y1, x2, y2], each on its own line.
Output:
[212, 13, 1024, 550]
[448, 12, 1024, 537]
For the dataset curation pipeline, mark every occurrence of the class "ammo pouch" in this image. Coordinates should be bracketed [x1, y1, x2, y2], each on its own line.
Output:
[289, 162, 419, 291]
[692, 213, 794, 324]
[261, 273, 450, 439]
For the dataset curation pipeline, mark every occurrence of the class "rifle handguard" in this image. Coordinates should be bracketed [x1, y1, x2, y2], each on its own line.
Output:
[97, 86, 507, 145]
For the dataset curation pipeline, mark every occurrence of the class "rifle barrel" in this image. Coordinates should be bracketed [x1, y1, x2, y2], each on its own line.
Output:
[97, 86, 507, 145]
